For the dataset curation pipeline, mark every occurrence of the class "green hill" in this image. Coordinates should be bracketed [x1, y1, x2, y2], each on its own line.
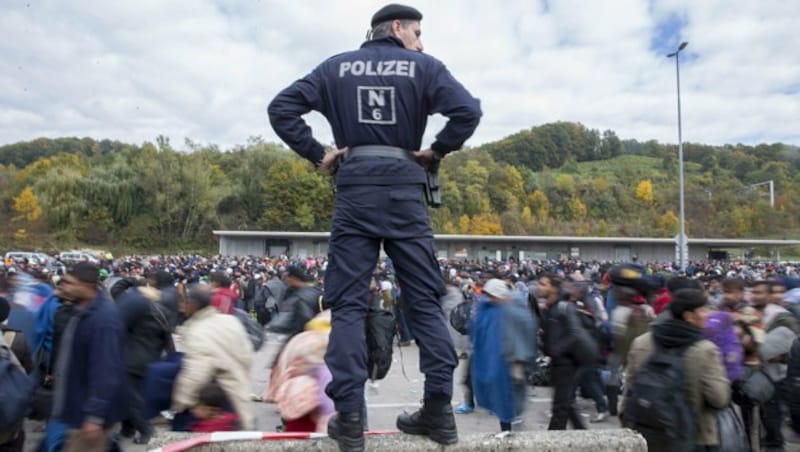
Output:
[570, 154, 699, 178]
[1, 123, 798, 252]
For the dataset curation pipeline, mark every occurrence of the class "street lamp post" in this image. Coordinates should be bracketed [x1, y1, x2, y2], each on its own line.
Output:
[668, 41, 688, 271]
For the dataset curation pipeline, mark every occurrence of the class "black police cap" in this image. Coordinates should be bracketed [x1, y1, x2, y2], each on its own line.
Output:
[371, 4, 422, 28]
[286, 264, 314, 282]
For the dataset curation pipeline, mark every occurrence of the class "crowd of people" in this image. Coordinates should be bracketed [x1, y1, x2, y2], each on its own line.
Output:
[1, 253, 800, 451]
[445, 259, 800, 452]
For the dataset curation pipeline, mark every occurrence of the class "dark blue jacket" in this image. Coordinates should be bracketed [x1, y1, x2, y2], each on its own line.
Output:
[52, 292, 127, 429]
[269, 36, 481, 186]
[117, 288, 173, 377]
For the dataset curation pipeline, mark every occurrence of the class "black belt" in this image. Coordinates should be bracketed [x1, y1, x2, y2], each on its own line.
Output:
[343, 145, 415, 162]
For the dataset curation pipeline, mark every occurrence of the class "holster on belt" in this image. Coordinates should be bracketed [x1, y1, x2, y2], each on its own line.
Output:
[425, 159, 442, 208]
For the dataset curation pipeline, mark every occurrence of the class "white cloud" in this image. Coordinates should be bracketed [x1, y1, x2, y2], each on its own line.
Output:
[0, 0, 797, 151]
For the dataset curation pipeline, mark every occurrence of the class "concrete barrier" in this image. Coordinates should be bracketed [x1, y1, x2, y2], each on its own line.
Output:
[148, 429, 647, 451]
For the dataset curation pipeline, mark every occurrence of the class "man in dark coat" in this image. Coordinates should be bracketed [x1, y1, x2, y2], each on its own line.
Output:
[539, 273, 588, 430]
[267, 265, 322, 338]
[50, 263, 127, 452]
[116, 284, 173, 444]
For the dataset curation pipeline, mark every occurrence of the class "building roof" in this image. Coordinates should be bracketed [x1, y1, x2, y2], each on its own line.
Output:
[213, 231, 800, 247]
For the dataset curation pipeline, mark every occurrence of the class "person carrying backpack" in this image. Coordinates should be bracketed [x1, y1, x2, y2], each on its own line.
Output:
[540, 273, 599, 430]
[622, 289, 730, 452]
[785, 335, 800, 438]
[116, 284, 174, 445]
[1, 296, 35, 452]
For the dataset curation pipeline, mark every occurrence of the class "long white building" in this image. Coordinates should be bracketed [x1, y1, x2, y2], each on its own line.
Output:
[213, 230, 800, 262]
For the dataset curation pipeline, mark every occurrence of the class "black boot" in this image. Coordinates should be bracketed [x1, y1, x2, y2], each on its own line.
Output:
[396, 398, 458, 445]
[606, 385, 618, 416]
[328, 412, 364, 452]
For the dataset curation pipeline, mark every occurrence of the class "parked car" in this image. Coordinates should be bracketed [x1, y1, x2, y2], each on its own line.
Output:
[4, 251, 50, 266]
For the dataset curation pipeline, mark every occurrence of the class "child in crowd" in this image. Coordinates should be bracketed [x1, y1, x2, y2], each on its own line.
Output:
[190, 382, 240, 433]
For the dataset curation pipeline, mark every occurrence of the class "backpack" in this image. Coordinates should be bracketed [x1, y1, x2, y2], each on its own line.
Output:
[233, 308, 265, 351]
[623, 344, 695, 451]
[617, 304, 651, 365]
[449, 300, 472, 335]
[558, 302, 600, 367]
[0, 331, 35, 435]
[365, 307, 396, 381]
[253, 286, 278, 326]
[785, 337, 800, 414]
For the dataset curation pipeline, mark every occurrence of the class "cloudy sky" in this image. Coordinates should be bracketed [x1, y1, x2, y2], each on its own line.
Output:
[1, 0, 798, 151]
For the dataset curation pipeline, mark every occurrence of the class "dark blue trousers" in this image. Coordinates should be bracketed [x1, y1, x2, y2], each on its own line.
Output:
[323, 184, 458, 413]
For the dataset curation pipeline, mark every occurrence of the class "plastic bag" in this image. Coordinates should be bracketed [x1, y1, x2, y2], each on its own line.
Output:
[717, 405, 750, 452]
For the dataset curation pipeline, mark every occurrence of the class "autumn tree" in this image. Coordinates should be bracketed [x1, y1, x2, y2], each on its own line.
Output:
[469, 212, 504, 235]
[13, 186, 42, 222]
[520, 206, 536, 234]
[13, 228, 28, 243]
[441, 220, 457, 234]
[526, 190, 550, 223]
[458, 215, 471, 234]
[635, 179, 655, 205]
[567, 196, 587, 220]
[488, 164, 525, 212]
[654, 210, 679, 236]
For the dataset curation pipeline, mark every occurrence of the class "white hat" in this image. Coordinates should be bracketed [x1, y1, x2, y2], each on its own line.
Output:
[483, 279, 511, 300]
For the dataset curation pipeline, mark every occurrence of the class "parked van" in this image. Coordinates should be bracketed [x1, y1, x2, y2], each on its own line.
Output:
[58, 251, 100, 264]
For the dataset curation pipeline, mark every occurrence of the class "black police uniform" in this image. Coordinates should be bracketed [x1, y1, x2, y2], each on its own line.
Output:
[268, 33, 481, 416]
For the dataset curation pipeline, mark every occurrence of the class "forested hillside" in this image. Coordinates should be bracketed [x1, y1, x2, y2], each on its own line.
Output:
[1, 122, 798, 253]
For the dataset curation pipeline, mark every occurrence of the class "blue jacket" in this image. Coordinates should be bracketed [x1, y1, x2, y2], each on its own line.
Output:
[51, 292, 127, 429]
[33, 283, 54, 308]
[7, 305, 36, 348]
[471, 296, 515, 423]
[269, 36, 481, 186]
[33, 294, 62, 360]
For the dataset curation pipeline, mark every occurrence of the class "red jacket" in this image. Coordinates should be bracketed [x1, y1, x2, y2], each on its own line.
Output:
[653, 288, 671, 315]
[191, 412, 239, 432]
[211, 287, 239, 315]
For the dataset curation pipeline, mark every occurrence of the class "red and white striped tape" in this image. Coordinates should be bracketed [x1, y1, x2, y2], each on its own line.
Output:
[149, 430, 400, 452]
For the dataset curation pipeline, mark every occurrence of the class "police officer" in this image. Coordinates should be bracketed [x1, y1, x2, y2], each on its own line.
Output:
[268, 4, 481, 451]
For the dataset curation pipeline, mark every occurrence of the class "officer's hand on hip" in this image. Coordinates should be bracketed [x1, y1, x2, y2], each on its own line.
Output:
[319, 147, 348, 174]
[413, 149, 435, 170]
